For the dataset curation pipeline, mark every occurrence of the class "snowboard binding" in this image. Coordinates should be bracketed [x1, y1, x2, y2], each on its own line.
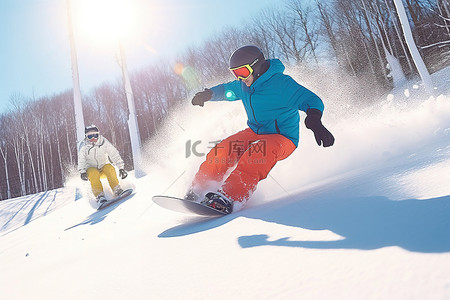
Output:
[201, 192, 233, 214]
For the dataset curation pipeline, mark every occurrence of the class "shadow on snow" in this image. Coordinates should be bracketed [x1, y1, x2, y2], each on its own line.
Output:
[64, 194, 135, 231]
[157, 214, 235, 238]
[238, 193, 450, 253]
[156, 189, 450, 253]
[1, 190, 59, 235]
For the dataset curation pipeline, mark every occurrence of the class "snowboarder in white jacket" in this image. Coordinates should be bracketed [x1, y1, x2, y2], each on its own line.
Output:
[78, 125, 128, 204]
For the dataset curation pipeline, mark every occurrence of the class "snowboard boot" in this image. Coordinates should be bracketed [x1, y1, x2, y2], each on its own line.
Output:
[96, 192, 107, 205]
[201, 192, 233, 214]
[113, 185, 124, 197]
[184, 189, 200, 202]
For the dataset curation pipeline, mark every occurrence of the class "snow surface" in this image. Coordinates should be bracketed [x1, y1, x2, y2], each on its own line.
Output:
[1, 68, 449, 299]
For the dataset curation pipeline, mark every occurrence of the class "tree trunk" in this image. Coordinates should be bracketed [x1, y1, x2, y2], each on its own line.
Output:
[393, 0, 434, 94]
[385, 0, 414, 73]
[0, 146, 11, 199]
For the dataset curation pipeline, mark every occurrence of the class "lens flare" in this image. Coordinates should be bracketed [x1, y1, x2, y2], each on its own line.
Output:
[173, 63, 200, 90]
[173, 62, 184, 76]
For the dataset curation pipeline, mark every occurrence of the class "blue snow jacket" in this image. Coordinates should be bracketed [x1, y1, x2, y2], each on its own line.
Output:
[209, 59, 324, 147]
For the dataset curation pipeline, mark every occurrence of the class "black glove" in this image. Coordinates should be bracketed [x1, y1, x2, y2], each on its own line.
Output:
[119, 169, 128, 179]
[305, 108, 335, 147]
[191, 89, 213, 107]
[80, 172, 88, 181]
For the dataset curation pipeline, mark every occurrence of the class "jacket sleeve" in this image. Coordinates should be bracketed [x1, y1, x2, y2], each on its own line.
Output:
[209, 81, 243, 101]
[283, 76, 324, 113]
[77, 141, 87, 173]
[104, 139, 125, 170]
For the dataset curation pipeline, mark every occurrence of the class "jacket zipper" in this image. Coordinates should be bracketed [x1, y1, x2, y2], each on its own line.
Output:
[275, 119, 280, 134]
[249, 92, 261, 133]
[249, 90, 280, 135]
[88, 142, 100, 169]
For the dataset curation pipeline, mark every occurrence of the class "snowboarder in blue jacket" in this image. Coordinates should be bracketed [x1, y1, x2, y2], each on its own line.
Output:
[188, 45, 334, 213]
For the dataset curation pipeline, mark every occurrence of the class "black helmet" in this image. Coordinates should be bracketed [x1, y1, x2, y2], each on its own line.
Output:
[85, 124, 99, 134]
[229, 45, 268, 79]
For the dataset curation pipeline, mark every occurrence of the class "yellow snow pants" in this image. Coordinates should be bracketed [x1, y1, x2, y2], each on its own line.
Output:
[87, 164, 119, 196]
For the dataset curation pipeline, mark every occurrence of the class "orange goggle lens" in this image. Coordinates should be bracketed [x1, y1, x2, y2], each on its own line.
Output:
[230, 64, 254, 80]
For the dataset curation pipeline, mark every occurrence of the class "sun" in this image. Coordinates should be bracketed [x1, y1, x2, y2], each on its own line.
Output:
[73, 0, 137, 44]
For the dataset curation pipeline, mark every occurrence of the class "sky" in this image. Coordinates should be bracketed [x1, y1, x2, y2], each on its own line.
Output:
[0, 67, 449, 299]
[0, 0, 277, 114]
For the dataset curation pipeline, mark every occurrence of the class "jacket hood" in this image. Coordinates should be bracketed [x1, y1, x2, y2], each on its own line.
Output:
[252, 59, 285, 88]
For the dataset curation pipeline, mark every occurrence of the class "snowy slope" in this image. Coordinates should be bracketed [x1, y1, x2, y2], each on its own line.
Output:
[0, 69, 449, 300]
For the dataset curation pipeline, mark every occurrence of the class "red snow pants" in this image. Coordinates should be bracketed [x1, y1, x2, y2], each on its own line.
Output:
[192, 128, 296, 202]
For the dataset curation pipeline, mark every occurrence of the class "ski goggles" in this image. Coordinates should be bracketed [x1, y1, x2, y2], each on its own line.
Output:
[229, 58, 259, 80]
[86, 133, 99, 139]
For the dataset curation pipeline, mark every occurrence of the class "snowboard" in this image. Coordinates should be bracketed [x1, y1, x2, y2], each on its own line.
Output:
[97, 188, 133, 210]
[152, 195, 229, 217]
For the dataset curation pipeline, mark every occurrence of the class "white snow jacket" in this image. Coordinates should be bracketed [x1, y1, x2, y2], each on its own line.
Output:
[77, 135, 125, 173]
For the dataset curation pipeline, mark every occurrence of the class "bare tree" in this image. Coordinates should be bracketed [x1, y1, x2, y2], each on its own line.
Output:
[285, 0, 320, 63]
[437, 0, 450, 38]
[0, 120, 12, 199]
[249, 15, 278, 58]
